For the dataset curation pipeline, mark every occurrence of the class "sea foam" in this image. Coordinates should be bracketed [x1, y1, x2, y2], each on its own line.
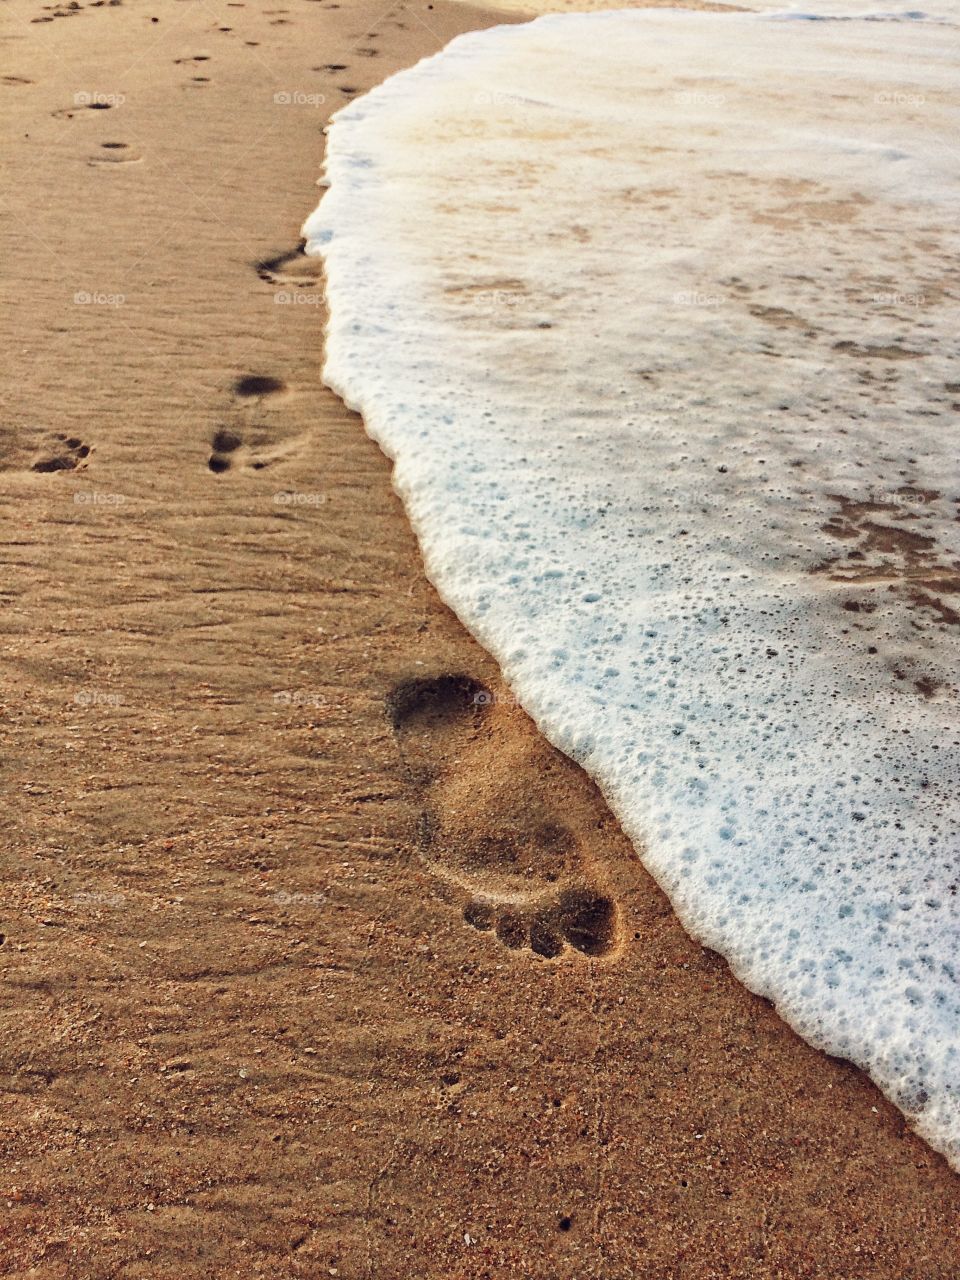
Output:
[305, 10, 960, 1165]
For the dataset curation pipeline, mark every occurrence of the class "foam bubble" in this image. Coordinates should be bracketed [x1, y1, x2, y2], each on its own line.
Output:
[305, 10, 960, 1165]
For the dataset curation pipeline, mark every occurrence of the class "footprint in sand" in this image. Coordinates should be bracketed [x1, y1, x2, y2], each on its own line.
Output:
[207, 376, 299, 473]
[53, 101, 115, 120]
[88, 142, 142, 166]
[254, 242, 324, 289]
[31, 434, 92, 473]
[174, 54, 212, 84]
[388, 674, 621, 960]
[208, 427, 244, 474]
[206, 425, 307, 473]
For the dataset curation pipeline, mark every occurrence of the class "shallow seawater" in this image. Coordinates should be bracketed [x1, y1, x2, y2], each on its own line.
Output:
[305, 10, 960, 1164]
[454, 0, 960, 19]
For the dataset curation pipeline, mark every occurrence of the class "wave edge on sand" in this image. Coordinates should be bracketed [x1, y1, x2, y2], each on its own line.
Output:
[305, 9, 960, 1166]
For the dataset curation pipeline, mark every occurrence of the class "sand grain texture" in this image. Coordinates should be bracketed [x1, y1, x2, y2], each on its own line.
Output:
[1, 1, 959, 1277]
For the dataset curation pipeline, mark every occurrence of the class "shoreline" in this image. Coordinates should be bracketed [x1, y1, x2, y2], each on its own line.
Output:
[2, 0, 959, 1275]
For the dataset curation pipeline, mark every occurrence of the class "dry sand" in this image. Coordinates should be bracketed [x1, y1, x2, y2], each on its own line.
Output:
[1, 0, 959, 1276]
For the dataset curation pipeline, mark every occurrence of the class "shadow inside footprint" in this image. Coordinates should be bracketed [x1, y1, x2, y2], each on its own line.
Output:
[389, 672, 621, 962]
[555, 888, 618, 957]
[388, 672, 488, 730]
[208, 427, 242, 473]
[464, 890, 617, 958]
[212, 428, 242, 452]
[234, 373, 286, 398]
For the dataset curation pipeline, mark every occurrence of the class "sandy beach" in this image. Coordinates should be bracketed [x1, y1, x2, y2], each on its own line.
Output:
[2, 0, 959, 1276]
